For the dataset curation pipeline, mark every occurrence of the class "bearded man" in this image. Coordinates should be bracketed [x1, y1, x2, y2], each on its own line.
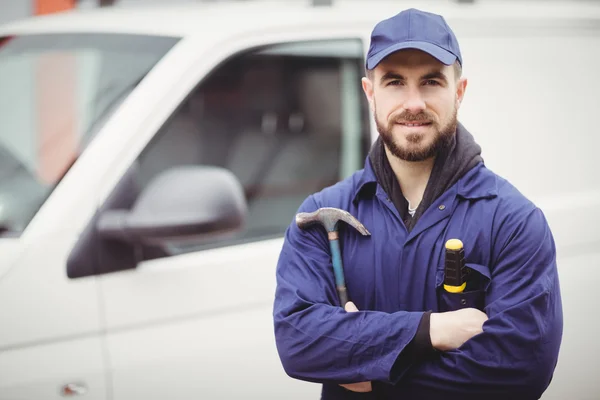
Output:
[273, 8, 563, 400]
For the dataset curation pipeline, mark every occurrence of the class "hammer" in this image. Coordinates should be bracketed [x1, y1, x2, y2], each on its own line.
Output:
[296, 207, 370, 307]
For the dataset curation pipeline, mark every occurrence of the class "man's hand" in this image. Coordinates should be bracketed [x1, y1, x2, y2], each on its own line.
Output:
[339, 301, 373, 393]
[429, 308, 488, 352]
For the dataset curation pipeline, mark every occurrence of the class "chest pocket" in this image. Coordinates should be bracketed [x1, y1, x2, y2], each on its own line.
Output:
[436, 264, 490, 312]
[436, 202, 492, 312]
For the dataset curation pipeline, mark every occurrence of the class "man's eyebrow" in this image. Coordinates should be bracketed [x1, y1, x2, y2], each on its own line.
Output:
[380, 72, 405, 84]
[422, 71, 448, 83]
[379, 70, 449, 84]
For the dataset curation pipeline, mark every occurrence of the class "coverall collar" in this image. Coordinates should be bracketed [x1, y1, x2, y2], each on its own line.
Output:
[352, 158, 498, 205]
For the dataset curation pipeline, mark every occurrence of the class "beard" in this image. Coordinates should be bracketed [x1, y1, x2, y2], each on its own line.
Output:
[375, 105, 457, 162]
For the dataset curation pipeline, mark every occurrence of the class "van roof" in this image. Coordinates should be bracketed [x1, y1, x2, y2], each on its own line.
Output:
[1, 0, 599, 38]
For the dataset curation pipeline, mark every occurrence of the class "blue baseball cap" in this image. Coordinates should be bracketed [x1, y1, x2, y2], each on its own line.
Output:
[366, 8, 462, 70]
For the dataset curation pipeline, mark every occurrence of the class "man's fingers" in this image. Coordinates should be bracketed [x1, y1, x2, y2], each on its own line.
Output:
[344, 301, 359, 312]
[340, 382, 372, 392]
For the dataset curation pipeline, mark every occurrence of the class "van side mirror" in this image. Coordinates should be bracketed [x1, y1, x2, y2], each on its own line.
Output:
[96, 166, 247, 246]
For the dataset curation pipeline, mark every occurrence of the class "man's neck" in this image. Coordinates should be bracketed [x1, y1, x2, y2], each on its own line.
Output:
[384, 146, 435, 210]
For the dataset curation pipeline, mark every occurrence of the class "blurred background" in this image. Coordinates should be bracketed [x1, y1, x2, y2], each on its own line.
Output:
[3, 0, 266, 25]
[0, 0, 270, 26]
[2, 0, 600, 25]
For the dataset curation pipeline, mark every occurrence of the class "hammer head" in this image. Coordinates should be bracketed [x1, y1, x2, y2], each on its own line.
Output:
[296, 207, 371, 236]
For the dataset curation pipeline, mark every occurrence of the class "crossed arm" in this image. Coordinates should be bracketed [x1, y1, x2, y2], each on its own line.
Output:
[273, 199, 563, 399]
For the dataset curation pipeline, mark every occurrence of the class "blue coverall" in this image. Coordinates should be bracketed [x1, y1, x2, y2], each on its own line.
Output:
[273, 160, 563, 399]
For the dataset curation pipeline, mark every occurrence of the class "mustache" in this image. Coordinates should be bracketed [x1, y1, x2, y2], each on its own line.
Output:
[392, 111, 435, 124]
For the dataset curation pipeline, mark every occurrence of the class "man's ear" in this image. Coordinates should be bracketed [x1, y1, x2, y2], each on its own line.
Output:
[362, 76, 375, 112]
[456, 77, 468, 109]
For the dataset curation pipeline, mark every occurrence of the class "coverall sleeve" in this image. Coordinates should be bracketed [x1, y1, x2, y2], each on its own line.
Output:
[273, 195, 424, 384]
[396, 206, 563, 399]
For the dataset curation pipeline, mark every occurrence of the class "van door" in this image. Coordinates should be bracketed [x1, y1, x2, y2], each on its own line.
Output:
[0, 31, 179, 400]
[83, 37, 371, 399]
[0, 237, 105, 400]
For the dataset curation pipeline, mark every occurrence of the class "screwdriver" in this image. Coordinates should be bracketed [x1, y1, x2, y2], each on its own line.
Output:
[444, 239, 468, 293]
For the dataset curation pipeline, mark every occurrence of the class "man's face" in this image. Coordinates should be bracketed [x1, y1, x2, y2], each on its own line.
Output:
[362, 49, 467, 162]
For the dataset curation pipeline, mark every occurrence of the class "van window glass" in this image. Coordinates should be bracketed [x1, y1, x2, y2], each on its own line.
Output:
[0, 33, 179, 237]
[133, 39, 371, 253]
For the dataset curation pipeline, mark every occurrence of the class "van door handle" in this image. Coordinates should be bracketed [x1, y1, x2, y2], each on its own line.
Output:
[60, 383, 88, 397]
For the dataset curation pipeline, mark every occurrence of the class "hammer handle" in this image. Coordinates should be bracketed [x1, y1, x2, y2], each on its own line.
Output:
[337, 286, 349, 308]
[329, 238, 350, 307]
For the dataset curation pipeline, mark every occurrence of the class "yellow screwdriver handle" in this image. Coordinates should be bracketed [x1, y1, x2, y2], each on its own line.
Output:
[444, 239, 466, 293]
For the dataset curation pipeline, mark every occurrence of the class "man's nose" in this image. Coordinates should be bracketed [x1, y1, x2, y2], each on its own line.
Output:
[402, 87, 426, 114]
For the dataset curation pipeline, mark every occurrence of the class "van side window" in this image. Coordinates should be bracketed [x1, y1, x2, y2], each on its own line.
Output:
[134, 39, 371, 253]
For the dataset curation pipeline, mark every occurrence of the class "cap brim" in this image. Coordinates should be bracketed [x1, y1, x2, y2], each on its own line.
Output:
[367, 41, 457, 70]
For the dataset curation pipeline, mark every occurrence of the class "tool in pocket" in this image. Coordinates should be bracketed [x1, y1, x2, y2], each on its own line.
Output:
[439, 239, 490, 312]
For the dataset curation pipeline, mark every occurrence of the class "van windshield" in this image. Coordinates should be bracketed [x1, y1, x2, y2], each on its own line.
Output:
[0, 33, 179, 237]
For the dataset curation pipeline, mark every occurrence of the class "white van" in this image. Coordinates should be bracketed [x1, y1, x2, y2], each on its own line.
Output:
[0, 1, 598, 399]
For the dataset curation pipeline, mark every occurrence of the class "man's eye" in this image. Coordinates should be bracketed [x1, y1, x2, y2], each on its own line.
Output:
[387, 80, 402, 86]
[424, 80, 440, 86]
